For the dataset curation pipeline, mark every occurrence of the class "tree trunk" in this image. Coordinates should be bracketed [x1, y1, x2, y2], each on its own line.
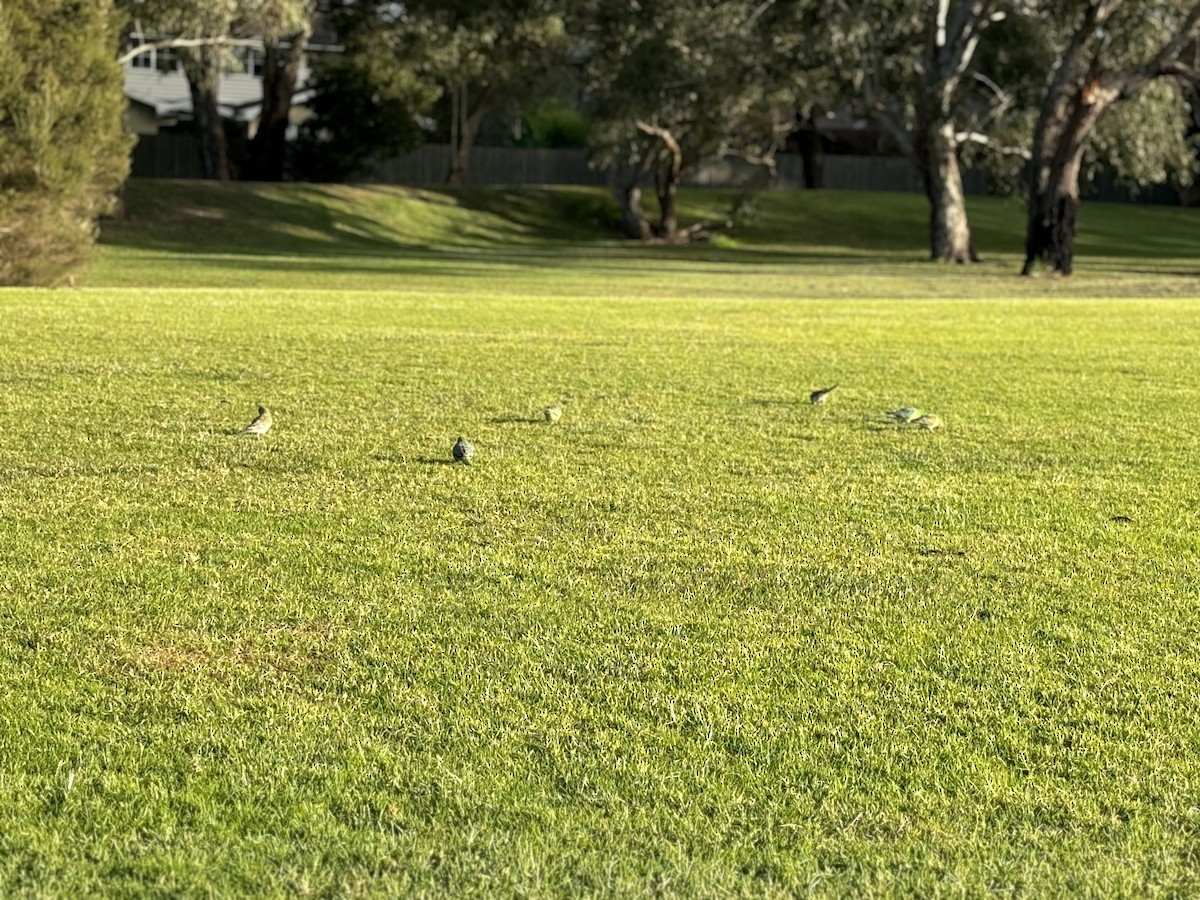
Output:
[916, 120, 976, 263]
[655, 163, 679, 242]
[447, 81, 495, 187]
[616, 183, 652, 240]
[182, 47, 231, 181]
[636, 120, 684, 241]
[1023, 186, 1080, 276]
[1023, 76, 1114, 275]
[788, 114, 824, 188]
[1018, 3, 1200, 274]
[246, 22, 312, 182]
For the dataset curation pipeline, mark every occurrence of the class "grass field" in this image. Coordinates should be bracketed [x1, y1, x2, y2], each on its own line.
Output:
[1, 181, 1199, 896]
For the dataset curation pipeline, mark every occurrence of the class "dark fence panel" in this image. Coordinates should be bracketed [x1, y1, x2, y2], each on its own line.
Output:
[368, 145, 607, 186]
[365, 145, 972, 193]
[128, 136, 1184, 205]
[363, 146, 991, 201]
[130, 132, 203, 179]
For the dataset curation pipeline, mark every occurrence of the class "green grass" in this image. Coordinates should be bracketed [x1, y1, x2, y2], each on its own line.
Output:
[91, 180, 1200, 297]
[2, 182, 1200, 896]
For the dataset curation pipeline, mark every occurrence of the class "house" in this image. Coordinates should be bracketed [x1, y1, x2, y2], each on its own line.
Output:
[122, 19, 339, 176]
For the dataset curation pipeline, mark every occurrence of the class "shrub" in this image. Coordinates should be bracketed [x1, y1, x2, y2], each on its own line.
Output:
[0, 1, 131, 285]
[518, 98, 590, 149]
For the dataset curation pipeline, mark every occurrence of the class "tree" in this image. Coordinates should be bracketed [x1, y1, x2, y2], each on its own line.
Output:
[244, 0, 319, 181]
[0, 0, 132, 285]
[1021, 1, 1200, 275]
[812, 0, 1015, 263]
[582, 0, 800, 241]
[181, 41, 234, 180]
[388, 0, 574, 186]
[119, 0, 241, 179]
[118, 0, 314, 181]
[290, 14, 438, 182]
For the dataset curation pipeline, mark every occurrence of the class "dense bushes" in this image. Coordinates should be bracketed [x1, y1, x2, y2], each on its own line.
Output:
[0, 1, 131, 285]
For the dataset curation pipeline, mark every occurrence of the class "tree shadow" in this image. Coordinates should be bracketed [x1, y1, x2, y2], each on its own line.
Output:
[747, 397, 801, 408]
[414, 457, 458, 466]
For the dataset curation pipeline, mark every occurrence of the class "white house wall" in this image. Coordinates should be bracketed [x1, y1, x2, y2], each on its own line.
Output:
[123, 47, 316, 133]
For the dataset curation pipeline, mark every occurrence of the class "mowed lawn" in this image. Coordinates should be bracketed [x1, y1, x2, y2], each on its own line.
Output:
[1, 183, 1199, 896]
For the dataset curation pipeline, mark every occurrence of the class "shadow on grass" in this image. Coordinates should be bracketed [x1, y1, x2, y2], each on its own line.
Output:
[100, 181, 1200, 282]
[747, 397, 803, 408]
[100, 180, 938, 268]
[370, 453, 459, 466]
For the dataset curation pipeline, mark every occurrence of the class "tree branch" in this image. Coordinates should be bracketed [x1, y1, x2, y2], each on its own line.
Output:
[635, 119, 683, 177]
[1111, 2, 1200, 94]
[955, 131, 1031, 158]
[119, 36, 262, 65]
[860, 26, 914, 155]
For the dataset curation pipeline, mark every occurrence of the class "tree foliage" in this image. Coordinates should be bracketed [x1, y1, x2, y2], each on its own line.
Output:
[581, 0, 802, 241]
[0, 0, 132, 285]
[290, 14, 438, 182]
[403, 0, 574, 185]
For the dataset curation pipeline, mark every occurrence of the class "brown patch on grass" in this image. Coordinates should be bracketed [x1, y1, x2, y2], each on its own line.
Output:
[132, 644, 215, 671]
[112, 620, 342, 682]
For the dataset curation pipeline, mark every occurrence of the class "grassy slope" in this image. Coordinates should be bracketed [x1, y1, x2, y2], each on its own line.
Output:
[92, 180, 1200, 297]
[0, 182, 1198, 896]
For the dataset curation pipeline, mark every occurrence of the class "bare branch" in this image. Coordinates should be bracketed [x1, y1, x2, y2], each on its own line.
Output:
[1158, 59, 1199, 81]
[967, 70, 1014, 130]
[744, 0, 777, 29]
[635, 119, 684, 176]
[118, 36, 262, 65]
[955, 131, 1032, 159]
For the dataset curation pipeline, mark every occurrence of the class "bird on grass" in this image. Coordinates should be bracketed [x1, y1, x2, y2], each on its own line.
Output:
[238, 405, 273, 436]
[543, 405, 563, 424]
[911, 413, 943, 430]
[452, 436, 475, 465]
[809, 384, 838, 405]
[885, 406, 924, 423]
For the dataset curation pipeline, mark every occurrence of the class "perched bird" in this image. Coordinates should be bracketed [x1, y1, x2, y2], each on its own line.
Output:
[911, 413, 943, 430]
[452, 436, 474, 465]
[238, 405, 273, 436]
[809, 384, 839, 405]
[885, 407, 924, 423]
[543, 405, 563, 424]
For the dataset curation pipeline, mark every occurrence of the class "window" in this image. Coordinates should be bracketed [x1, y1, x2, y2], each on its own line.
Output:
[246, 49, 264, 78]
[156, 46, 180, 73]
[228, 47, 265, 77]
[130, 39, 152, 69]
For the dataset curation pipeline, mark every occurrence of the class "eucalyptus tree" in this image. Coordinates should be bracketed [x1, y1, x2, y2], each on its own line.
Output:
[387, 0, 573, 186]
[812, 0, 1016, 263]
[1021, 1, 1200, 275]
[581, 0, 801, 242]
[119, 0, 242, 179]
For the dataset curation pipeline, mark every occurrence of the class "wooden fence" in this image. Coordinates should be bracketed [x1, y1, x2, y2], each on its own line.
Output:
[365, 144, 992, 194]
[128, 135, 1186, 204]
